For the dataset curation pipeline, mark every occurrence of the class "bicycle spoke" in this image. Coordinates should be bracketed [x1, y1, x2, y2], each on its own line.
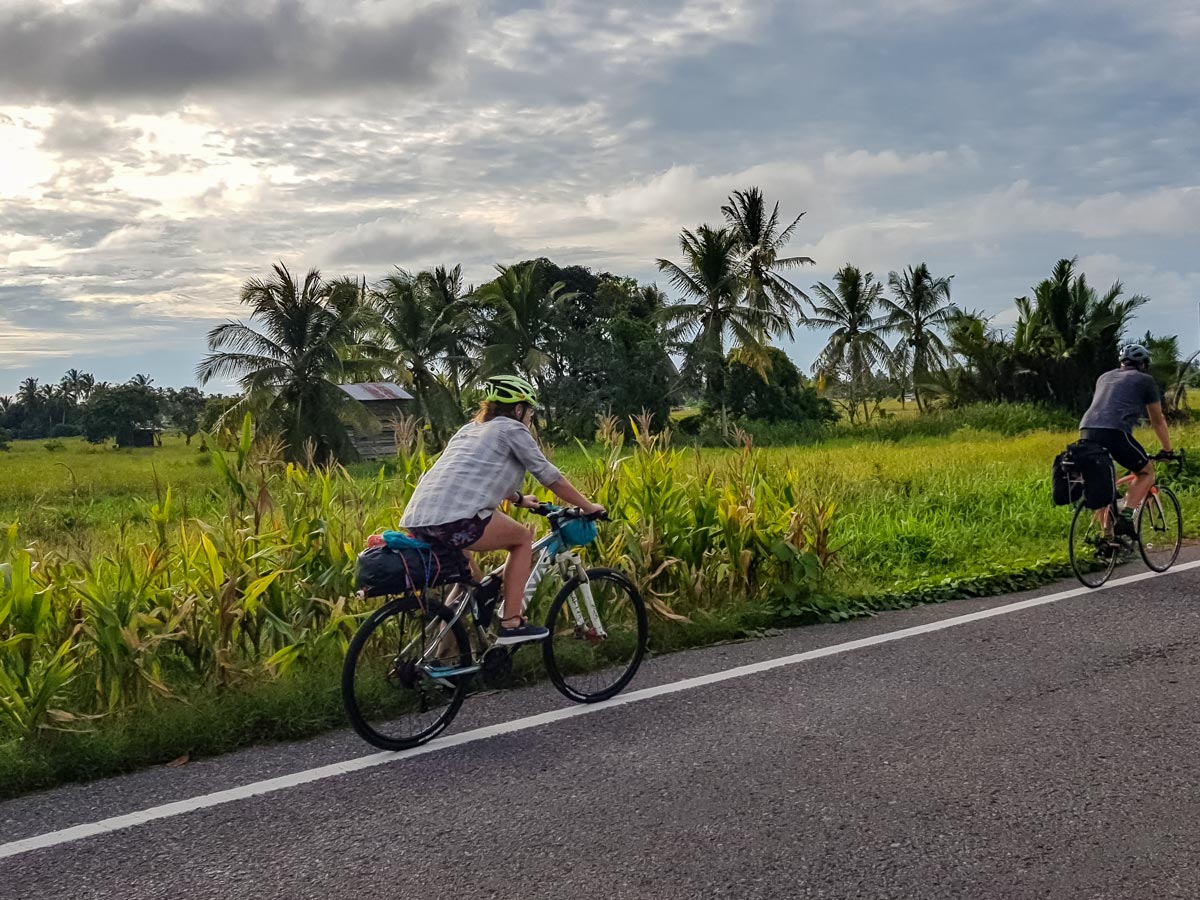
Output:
[1139, 487, 1182, 572]
[543, 568, 647, 703]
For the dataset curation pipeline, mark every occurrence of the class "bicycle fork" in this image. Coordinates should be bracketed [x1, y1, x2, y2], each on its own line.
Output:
[564, 573, 608, 641]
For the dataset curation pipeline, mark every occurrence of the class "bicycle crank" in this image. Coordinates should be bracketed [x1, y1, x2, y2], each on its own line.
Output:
[480, 646, 514, 686]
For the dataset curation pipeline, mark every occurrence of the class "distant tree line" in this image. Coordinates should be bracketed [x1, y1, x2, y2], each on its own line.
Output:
[0, 371, 231, 448]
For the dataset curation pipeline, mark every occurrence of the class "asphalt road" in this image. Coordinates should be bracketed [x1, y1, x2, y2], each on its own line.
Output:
[6, 559, 1200, 899]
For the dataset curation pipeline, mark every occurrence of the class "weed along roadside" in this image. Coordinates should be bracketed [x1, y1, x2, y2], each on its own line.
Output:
[2, 411, 1200, 798]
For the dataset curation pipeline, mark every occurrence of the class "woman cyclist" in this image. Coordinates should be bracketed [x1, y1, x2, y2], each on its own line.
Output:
[399, 375, 604, 644]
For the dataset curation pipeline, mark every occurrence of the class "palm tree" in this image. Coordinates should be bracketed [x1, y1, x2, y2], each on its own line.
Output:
[372, 268, 475, 443]
[882, 263, 957, 412]
[196, 262, 376, 462]
[0, 396, 11, 415]
[129, 374, 154, 388]
[656, 224, 778, 397]
[808, 265, 890, 423]
[17, 378, 40, 410]
[721, 187, 814, 336]
[60, 369, 94, 406]
[475, 260, 575, 387]
[1012, 258, 1148, 410]
[416, 264, 477, 401]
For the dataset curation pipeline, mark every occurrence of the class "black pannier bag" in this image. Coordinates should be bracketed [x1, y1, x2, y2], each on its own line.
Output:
[355, 544, 470, 598]
[1052, 440, 1115, 510]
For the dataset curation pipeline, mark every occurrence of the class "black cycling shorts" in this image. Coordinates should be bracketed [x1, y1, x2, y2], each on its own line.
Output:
[1079, 427, 1151, 473]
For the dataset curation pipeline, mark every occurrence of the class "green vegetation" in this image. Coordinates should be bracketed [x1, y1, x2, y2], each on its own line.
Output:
[2, 409, 1198, 796]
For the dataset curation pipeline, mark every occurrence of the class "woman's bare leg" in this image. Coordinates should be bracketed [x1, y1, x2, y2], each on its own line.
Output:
[466, 511, 534, 624]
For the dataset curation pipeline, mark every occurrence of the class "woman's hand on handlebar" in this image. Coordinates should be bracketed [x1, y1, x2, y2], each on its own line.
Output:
[516, 493, 542, 509]
[579, 501, 607, 519]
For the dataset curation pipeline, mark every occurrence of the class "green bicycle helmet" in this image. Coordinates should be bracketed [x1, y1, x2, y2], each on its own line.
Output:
[483, 374, 538, 405]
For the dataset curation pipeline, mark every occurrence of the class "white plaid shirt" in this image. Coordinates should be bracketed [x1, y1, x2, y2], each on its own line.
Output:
[399, 417, 563, 528]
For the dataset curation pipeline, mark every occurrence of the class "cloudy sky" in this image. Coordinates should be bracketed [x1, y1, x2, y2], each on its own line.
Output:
[2, 0, 1199, 394]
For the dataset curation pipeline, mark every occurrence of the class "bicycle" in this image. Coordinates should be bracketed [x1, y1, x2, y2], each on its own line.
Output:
[342, 505, 649, 750]
[1068, 449, 1185, 588]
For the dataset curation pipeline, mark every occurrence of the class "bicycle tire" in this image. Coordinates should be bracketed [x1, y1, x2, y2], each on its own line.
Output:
[342, 597, 471, 751]
[1069, 502, 1119, 589]
[543, 567, 648, 703]
[1138, 485, 1183, 572]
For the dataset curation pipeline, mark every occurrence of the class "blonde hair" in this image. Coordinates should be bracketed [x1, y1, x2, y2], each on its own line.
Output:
[474, 400, 530, 424]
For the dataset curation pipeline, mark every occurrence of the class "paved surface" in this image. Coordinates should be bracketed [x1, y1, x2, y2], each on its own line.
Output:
[6, 558, 1200, 899]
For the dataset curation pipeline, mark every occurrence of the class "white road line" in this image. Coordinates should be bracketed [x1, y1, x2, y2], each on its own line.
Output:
[4, 559, 1199, 861]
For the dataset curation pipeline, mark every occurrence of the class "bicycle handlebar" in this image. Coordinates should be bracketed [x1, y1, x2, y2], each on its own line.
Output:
[530, 503, 610, 522]
[1153, 448, 1186, 475]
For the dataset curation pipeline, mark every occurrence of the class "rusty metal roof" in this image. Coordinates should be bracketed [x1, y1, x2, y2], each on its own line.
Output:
[338, 382, 414, 402]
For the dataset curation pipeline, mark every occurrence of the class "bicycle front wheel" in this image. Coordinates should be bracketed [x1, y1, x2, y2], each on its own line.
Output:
[1069, 503, 1119, 588]
[342, 597, 471, 751]
[1139, 486, 1183, 572]
[543, 568, 647, 703]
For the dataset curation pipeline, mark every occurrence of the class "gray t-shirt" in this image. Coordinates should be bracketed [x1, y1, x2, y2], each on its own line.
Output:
[399, 417, 563, 528]
[1079, 367, 1161, 433]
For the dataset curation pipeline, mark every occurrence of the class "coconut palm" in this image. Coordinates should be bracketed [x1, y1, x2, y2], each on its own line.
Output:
[60, 369, 95, 407]
[371, 268, 475, 443]
[808, 265, 890, 423]
[721, 187, 814, 336]
[196, 262, 376, 462]
[416, 264, 477, 401]
[882, 263, 957, 412]
[475, 260, 575, 385]
[1011, 258, 1148, 410]
[656, 224, 780, 396]
[17, 378, 39, 410]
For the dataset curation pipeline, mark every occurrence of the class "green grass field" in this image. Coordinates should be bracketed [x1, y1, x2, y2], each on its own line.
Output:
[0, 436, 222, 548]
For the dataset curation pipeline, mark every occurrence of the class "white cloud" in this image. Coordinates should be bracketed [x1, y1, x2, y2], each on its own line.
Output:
[943, 182, 1200, 241]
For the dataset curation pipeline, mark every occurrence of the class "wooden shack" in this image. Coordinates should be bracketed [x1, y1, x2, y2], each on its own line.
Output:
[338, 382, 414, 460]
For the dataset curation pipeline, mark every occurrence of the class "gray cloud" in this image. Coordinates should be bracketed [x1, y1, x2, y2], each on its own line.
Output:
[40, 110, 144, 157]
[0, 208, 125, 250]
[0, 0, 462, 103]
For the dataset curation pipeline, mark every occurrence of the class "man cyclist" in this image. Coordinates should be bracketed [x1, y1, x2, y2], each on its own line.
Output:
[1078, 343, 1173, 535]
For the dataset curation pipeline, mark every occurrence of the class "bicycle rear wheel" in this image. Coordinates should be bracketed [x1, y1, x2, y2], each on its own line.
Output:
[1138, 486, 1182, 572]
[543, 568, 647, 703]
[1069, 503, 1120, 588]
[342, 596, 471, 751]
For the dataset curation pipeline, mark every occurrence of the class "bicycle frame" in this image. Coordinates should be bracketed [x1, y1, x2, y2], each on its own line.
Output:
[419, 524, 606, 682]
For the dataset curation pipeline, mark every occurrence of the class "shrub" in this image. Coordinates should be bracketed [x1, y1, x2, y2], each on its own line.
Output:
[50, 424, 83, 438]
[834, 403, 1074, 442]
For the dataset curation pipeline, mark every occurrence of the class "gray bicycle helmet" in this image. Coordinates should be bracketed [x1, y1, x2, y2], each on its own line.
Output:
[1119, 343, 1151, 367]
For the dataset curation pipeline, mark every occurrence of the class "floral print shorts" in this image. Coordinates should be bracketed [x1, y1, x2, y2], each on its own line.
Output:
[407, 514, 490, 549]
